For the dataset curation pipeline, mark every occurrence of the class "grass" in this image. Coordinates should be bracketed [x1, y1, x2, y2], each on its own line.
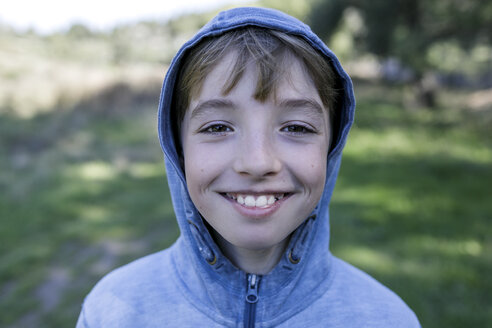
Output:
[0, 81, 491, 327]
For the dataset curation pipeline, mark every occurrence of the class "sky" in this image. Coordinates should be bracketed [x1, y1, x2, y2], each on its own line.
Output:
[0, 0, 254, 33]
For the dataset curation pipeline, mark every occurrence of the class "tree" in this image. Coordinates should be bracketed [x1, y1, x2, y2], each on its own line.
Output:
[308, 0, 492, 107]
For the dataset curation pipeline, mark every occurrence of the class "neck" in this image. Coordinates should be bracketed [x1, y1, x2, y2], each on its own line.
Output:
[214, 232, 289, 275]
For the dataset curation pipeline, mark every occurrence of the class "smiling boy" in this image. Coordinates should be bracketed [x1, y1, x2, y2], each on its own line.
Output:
[181, 48, 331, 274]
[77, 7, 420, 327]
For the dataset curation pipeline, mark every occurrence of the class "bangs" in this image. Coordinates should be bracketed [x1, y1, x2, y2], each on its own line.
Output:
[221, 28, 289, 102]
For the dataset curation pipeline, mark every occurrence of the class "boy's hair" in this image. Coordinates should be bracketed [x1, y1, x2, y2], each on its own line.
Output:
[173, 26, 339, 142]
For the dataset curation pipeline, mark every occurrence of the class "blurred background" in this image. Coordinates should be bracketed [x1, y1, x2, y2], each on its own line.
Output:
[0, 0, 491, 326]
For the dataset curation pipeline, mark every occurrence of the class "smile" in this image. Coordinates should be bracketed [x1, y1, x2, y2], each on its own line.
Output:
[224, 193, 286, 208]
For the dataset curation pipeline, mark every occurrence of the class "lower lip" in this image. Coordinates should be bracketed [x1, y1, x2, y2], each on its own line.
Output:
[222, 194, 290, 219]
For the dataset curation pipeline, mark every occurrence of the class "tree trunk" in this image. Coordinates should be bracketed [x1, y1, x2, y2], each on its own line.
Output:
[414, 73, 438, 108]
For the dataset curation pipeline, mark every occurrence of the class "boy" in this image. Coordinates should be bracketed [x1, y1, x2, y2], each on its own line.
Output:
[77, 7, 420, 327]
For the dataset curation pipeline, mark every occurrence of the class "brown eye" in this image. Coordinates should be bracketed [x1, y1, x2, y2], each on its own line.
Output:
[203, 124, 233, 133]
[282, 125, 314, 134]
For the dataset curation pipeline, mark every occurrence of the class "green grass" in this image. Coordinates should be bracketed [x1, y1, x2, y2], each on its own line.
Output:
[0, 83, 491, 327]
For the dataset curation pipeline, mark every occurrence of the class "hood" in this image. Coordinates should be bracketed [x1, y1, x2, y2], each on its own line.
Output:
[157, 6, 355, 324]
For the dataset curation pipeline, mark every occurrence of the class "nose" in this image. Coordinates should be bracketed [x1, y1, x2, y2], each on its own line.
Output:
[233, 132, 282, 177]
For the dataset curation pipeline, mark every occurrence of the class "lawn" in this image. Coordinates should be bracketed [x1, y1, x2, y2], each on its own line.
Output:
[0, 81, 490, 327]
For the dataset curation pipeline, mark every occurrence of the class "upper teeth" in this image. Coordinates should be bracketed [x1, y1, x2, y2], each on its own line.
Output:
[226, 193, 284, 208]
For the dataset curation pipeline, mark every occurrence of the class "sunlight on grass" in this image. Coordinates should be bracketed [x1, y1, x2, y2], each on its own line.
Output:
[128, 162, 163, 178]
[81, 205, 111, 223]
[346, 129, 416, 156]
[334, 185, 414, 218]
[68, 160, 163, 182]
[337, 246, 397, 274]
[404, 236, 483, 257]
[71, 161, 117, 181]
[443, 139, 492, 163]
[346, 127, 492, 164]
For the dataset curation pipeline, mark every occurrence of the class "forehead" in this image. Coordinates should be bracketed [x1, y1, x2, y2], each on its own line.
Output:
[194, 51, 321, 105]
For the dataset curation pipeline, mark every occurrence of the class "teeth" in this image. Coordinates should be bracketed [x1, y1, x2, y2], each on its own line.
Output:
[226, 193, 286, 208]
[256, 195, 267, 207]
[244, 195, 255, 207]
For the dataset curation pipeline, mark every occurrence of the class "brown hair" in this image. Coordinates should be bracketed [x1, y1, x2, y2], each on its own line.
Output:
[173, 26, 339, 140]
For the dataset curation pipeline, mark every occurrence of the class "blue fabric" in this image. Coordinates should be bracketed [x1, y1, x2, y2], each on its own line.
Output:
[77, 7, 420, 327]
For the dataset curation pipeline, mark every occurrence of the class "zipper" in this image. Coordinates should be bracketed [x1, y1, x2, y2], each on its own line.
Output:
[244, 274, 260, 328]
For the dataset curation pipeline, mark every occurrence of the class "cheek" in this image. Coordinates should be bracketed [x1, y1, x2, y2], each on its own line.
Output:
[308, 158, 328, 192]
[183, 143, 204, 191]
[184, 144, 224, 191]
[287, 145, 327, 192]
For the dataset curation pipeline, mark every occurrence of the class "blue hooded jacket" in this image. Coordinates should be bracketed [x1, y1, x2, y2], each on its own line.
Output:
[77, 7, 420, 328]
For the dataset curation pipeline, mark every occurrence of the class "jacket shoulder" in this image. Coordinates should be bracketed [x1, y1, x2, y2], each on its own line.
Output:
[328, 257, 420, 327]
[279, 257, 421, 328]
[90, 248, 173, 295]
[77, 248, 176, 327]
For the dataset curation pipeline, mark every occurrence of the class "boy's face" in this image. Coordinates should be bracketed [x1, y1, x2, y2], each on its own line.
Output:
[181, 52, 331, 253]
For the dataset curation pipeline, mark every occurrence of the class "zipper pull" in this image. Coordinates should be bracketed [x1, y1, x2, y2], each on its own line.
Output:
[246, 274, 259, 304]
[244, 274, 260, 328]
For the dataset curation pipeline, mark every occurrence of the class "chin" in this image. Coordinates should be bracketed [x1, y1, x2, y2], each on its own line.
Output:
[231, 231, 288, 251]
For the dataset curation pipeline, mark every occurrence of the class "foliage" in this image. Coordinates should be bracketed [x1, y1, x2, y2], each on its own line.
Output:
[256, 0, 314, 20]
[308, 0, 492, 75]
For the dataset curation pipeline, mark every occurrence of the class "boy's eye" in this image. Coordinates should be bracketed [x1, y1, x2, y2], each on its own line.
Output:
[201, 124, 233, 134]
[281, 124, 315, 134]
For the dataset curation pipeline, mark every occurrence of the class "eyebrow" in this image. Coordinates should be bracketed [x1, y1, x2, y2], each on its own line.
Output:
[190, 97, 324, 120]
[190, 99, 237, 120]
[277, 98, 324, 115]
